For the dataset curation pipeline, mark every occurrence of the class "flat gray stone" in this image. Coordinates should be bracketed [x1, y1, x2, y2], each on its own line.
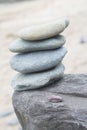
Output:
[18, 18, 69, 40]
[9, 35, 65, 53]
[11, 63, 64, 91]
[10, 47, 67, 73]
[12, 74, 87, 130]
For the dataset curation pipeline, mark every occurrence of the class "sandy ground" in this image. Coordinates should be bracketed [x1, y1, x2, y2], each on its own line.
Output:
[0, 0, 87, 129]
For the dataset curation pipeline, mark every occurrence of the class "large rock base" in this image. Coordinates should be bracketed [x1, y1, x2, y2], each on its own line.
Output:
[12, 74, 87, 130]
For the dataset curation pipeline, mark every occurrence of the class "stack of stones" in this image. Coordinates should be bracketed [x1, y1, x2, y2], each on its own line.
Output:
[9, 18, 69, 91]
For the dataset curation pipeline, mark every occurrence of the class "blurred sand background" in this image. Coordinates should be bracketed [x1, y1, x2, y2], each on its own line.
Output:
[0, 0, 87, 130]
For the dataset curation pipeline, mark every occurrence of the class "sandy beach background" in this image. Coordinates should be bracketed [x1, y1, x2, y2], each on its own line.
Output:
[0, 0, 87, 129]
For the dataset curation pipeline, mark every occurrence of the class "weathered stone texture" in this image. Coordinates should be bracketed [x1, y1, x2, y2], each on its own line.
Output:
[12, 74, 87, 130]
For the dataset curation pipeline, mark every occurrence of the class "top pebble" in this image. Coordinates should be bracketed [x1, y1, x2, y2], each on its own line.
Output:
[18, 18, 69, 41]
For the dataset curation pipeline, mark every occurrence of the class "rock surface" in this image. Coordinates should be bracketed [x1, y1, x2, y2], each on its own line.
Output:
[10, 47, 67, 73]
[11, 63, 64, 91]
[13, 74, 87, 130]
[18, 18, 69, 40]
[9, 35, 65, 53]
[45, 74, 87, 97]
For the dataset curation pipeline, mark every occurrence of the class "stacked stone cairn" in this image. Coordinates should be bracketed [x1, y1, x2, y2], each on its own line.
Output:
[9, 18, 69, 91]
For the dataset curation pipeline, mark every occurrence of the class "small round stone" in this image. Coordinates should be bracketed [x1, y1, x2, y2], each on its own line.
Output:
[9, 35, 65, 53]
[18, 18, 69, 40]
[11, 63, 64, 91]
[10, 47, 67, 74]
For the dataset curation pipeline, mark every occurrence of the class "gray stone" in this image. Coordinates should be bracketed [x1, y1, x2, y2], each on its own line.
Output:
[18, 18, 69, 40]
[11, 63, 64, 91]
[80, 35, 87, 44]
[45, 74, 87, 97]
[10, 47, 67, 73]
[12, 74, 87, 130]
[9, 35, 65, 53]
[0, 109, 14, 118]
